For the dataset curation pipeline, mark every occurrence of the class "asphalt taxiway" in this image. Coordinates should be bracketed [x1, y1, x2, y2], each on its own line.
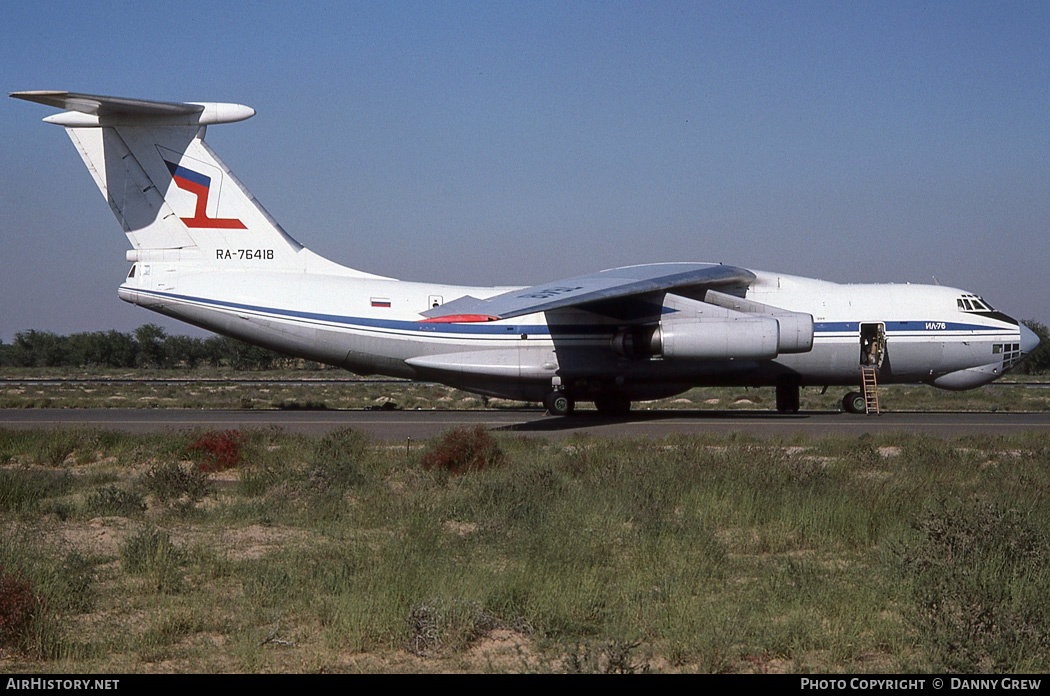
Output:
[2, 408, 1049, 440]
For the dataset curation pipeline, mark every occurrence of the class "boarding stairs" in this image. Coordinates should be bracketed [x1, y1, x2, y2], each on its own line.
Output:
[861, 366, 880, 415]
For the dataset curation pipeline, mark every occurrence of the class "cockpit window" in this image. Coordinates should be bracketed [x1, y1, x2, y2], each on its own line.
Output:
[957, 294, 994, 313]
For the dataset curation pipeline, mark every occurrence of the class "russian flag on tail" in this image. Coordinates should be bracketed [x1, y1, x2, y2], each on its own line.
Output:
[164, 160, 246, 229]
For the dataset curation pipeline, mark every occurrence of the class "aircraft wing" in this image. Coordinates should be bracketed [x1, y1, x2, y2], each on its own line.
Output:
[421, 263, 755, 321]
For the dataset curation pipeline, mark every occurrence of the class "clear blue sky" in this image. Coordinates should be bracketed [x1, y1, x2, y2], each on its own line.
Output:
[2, 0, 1048, 342]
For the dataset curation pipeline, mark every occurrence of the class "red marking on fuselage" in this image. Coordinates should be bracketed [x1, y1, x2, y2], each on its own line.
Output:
[419, 314, 499, 323]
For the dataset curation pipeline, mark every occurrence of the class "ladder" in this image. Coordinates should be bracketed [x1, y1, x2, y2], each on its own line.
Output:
[861, 366, 880, 415]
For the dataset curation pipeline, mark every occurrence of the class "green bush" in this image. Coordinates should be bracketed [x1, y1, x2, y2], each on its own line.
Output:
[898, 498, 1050, 672]
[44, 552, 96, 615]
[142, 462, 211, 505]
[306, 428, 370, 492]
[84, 485, 146, 517]
[120, 528, 183, 592]
[0, 468, 73, 515]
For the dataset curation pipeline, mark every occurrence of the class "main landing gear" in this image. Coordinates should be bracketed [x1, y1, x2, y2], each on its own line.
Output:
[542, 392, 632, 417]
[775, 375, 801, 413]
[594, 394, 632, 416]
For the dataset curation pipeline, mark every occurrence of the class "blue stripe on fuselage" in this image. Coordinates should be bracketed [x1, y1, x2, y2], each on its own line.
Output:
[129, 287, 557, 335]
[814, 321, 1014, 334]
[129, 289, 1016, 339]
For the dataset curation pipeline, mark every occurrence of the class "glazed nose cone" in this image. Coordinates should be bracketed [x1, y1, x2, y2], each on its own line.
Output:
[1020, 323, 1040, 355]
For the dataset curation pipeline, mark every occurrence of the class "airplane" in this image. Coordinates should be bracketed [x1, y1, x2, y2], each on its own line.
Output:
[12, 90, 1040, 416]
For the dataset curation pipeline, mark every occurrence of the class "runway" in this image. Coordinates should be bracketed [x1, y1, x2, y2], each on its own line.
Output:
[2, 408, 1049, 440]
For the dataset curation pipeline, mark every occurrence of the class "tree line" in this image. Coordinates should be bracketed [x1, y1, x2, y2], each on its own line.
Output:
[0, 325, 315, 371]
[1016, 320, 1050, 374]
[1, 321, 1047, 373]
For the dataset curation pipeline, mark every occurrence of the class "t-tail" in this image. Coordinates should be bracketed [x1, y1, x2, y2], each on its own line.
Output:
[10, 91, 378, 277]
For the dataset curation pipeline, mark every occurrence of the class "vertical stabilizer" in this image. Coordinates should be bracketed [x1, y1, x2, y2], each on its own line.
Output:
[14, 91, 388, 279]
[11, 91, 310, 269]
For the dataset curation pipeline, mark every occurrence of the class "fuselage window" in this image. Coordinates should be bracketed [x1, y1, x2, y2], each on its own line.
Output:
[996, 343, 1023, 369]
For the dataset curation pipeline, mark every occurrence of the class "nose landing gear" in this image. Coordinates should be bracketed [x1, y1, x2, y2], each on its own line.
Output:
[543, 391, 574, 416]
[842, 391, 866, 414]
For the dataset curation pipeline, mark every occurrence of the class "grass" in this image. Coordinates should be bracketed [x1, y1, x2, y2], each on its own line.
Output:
[1, 367, 1049, 412]
[1, 427, 1050, 672]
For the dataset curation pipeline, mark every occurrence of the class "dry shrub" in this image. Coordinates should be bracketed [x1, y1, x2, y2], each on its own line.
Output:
[186, 430, 244, 473]
[406, 598, 504, 656]
[142, 462, 211, 504]
[420, 426, 504, 474]
[0, 567, 42, 652]
[564, 639, 652, 674]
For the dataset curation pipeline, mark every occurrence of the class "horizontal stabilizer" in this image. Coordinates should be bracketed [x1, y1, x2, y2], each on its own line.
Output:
[10, 91, 254, 126]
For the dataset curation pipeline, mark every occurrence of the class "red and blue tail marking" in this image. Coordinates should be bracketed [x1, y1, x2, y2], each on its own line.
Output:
[164, 160, 246, 229]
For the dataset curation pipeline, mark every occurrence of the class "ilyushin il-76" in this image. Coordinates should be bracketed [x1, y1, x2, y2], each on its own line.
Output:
[13, 91, 1039, 415]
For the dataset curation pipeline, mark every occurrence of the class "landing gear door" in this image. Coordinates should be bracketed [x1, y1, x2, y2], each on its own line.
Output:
[860, 323, 886, 368]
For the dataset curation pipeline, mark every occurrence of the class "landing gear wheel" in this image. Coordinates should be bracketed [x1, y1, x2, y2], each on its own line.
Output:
[775, 376, 801, 413]
[594, 395, 631, 416]
[842, 391, 866, 414]
[544, 391, 574, 416]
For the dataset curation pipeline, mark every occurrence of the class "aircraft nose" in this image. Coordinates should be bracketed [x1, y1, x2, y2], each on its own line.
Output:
[1020, 322, 1040, 355]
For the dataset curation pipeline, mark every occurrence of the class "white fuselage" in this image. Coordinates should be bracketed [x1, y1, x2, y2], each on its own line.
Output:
[118, 261, 1029, 402]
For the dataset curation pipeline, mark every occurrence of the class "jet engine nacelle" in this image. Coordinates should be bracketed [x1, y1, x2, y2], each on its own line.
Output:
[702, 289, 813, 354]
[652, 316, 781, 361]
[769, 312, 814, 354]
